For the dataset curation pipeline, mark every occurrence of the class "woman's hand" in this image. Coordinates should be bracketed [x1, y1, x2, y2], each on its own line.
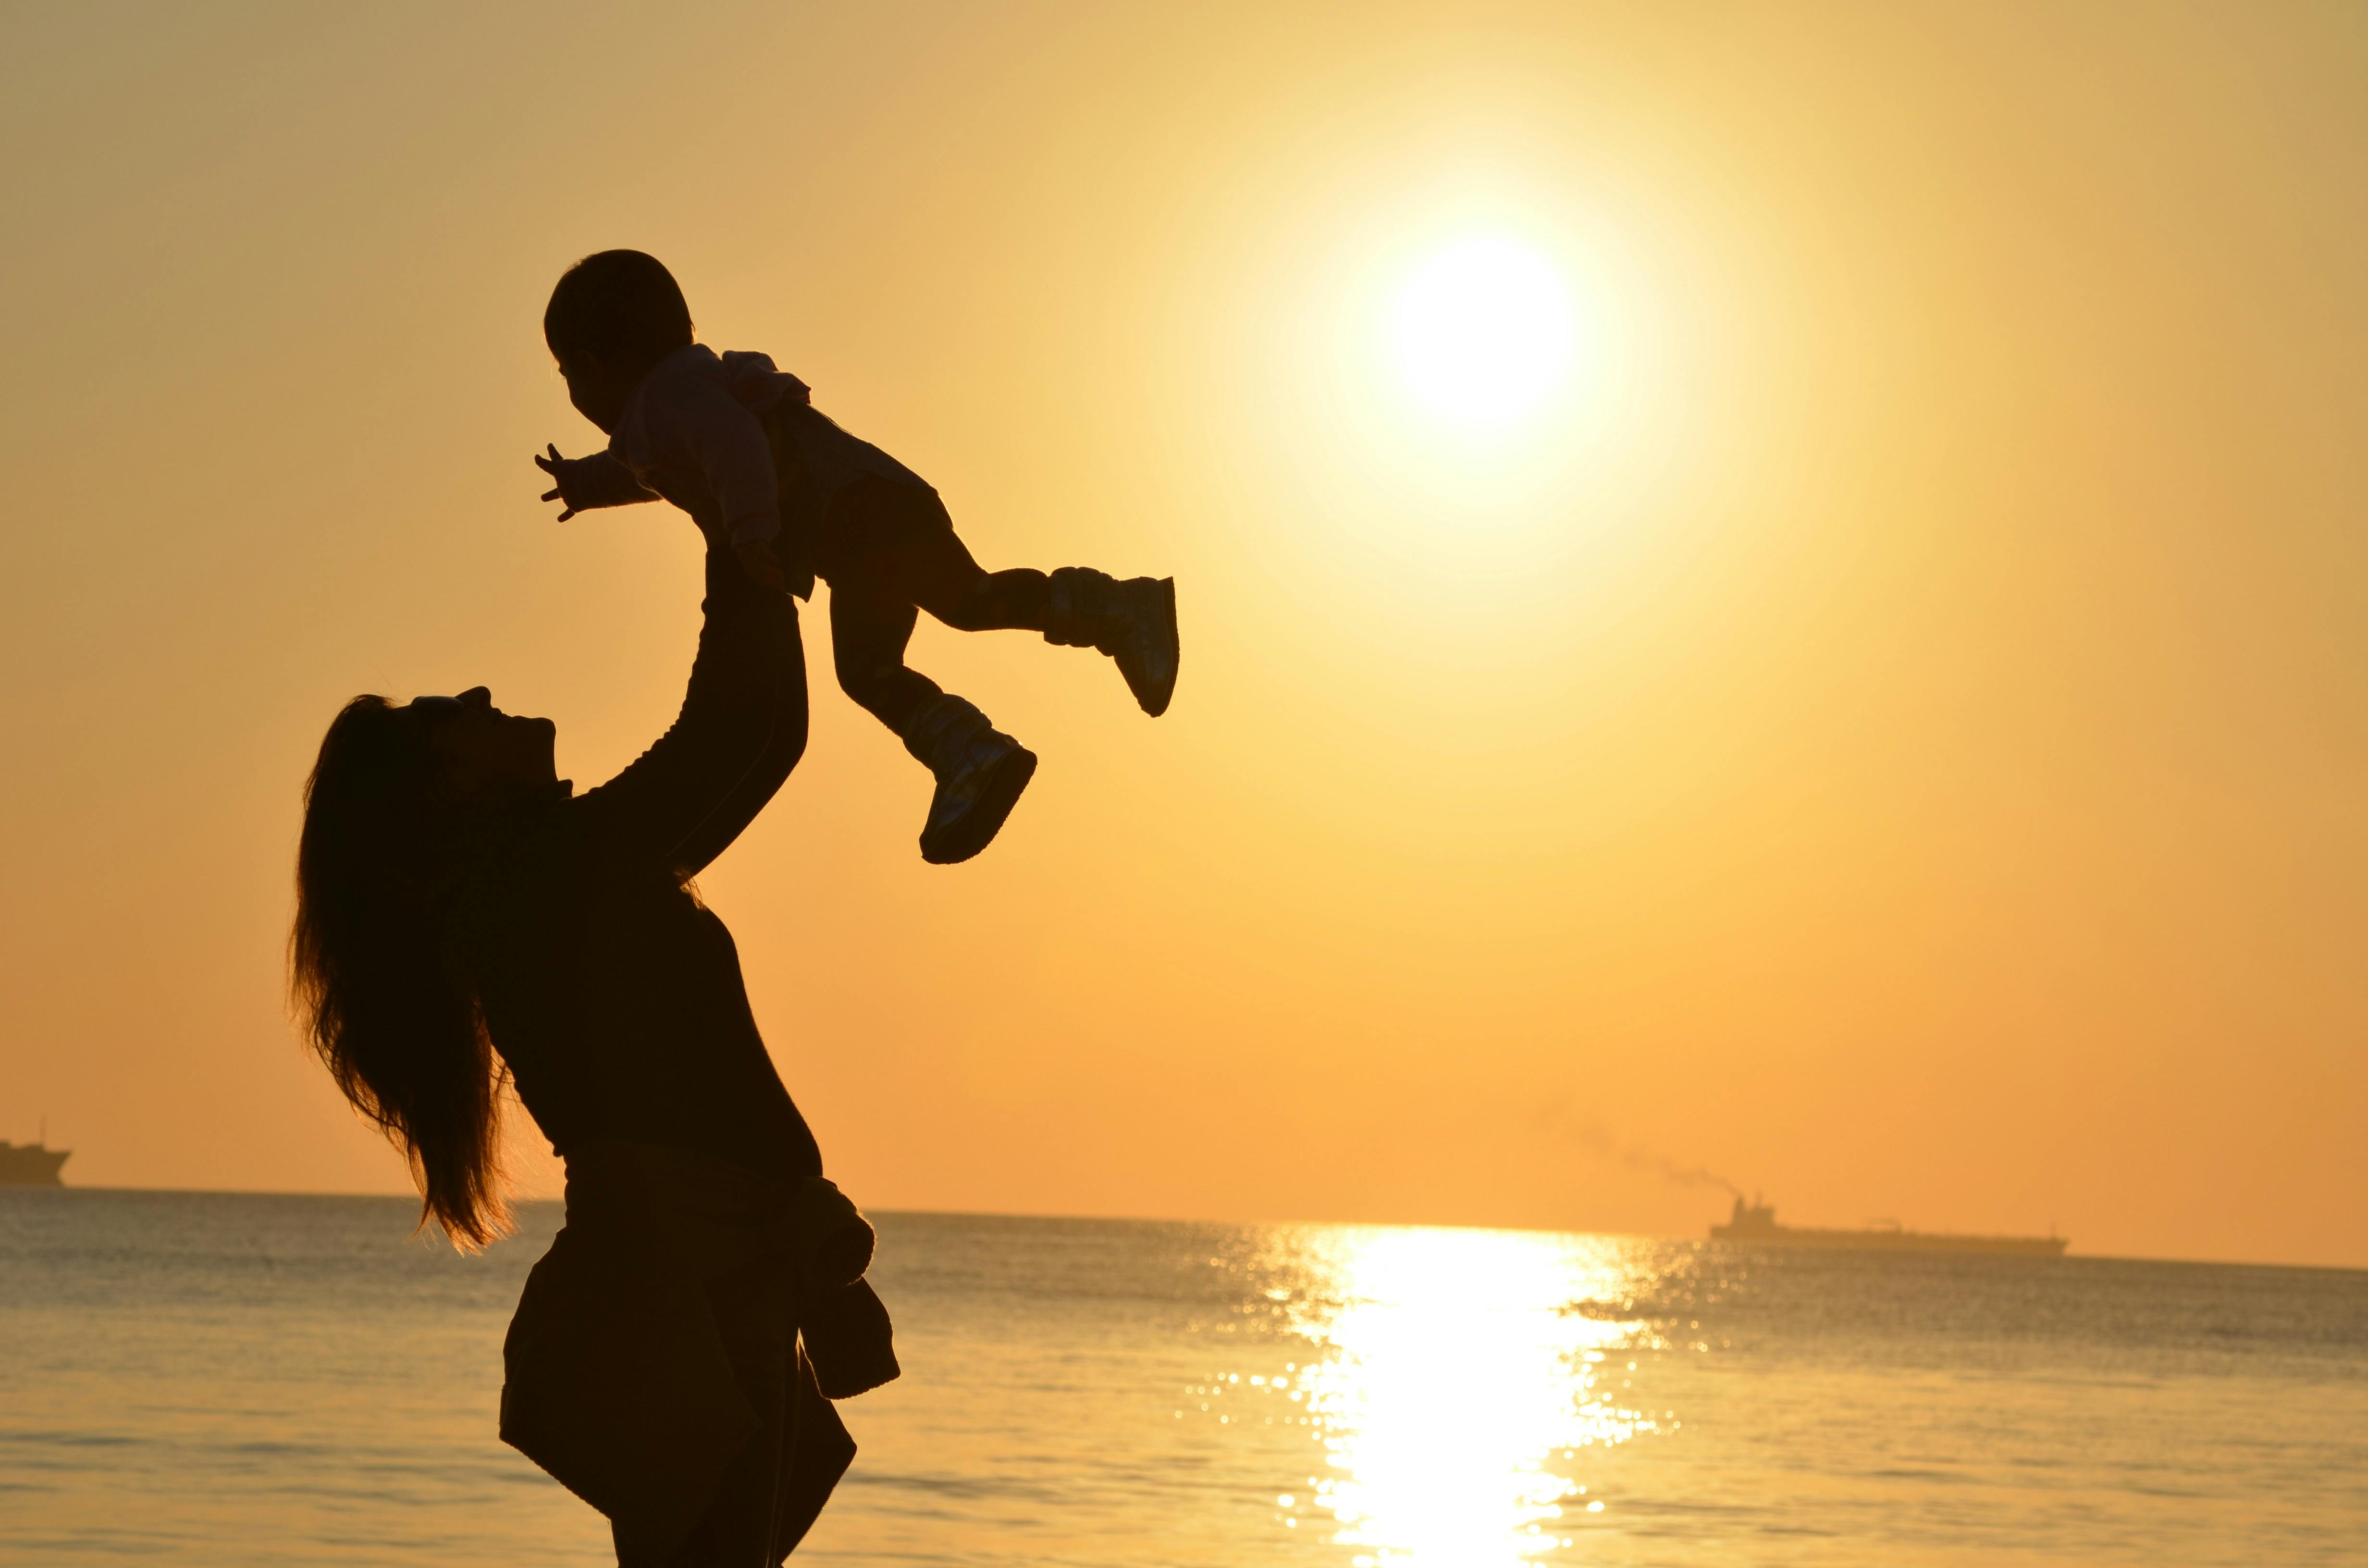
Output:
[733, 537, 790, 593]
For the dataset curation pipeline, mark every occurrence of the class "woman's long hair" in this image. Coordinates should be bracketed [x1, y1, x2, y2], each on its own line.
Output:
[291, 696, 509, 1248]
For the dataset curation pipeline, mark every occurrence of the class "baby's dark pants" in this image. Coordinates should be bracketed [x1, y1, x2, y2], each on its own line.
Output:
[809, 478, 1050, 735]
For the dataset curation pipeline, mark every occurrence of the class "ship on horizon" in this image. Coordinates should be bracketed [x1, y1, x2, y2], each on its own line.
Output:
[0, 1138, 71, 1186]
[1711, 1194, 2066, 1256]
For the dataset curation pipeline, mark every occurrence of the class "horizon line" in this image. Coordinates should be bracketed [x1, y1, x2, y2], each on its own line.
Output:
[5, 1182, 2362, 1275]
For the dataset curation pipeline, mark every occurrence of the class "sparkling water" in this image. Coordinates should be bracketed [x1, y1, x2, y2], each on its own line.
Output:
[2, 1189, 2360, 1566]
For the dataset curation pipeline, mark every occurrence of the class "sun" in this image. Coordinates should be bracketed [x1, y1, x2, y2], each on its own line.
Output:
[1389, 236, 1574, 431]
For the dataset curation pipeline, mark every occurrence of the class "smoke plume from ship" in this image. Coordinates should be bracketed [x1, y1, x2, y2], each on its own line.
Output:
[1539, 1106, 1741, 1197]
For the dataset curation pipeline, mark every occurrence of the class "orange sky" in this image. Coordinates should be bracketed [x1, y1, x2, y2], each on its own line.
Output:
[2, 1, 2363, 1267]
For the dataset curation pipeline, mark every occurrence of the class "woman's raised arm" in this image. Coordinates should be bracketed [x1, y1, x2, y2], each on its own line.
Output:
[574, 541, 808, 880]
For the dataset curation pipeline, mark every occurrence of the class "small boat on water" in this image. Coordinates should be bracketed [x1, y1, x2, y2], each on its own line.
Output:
[0, 1139, 71, 1186]
[1710, 1194, 2066, 1256]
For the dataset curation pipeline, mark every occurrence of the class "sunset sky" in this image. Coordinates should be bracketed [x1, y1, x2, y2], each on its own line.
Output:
[2, 1, 2363, 1268]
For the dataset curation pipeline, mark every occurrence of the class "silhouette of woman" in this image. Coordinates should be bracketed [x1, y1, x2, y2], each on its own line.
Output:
[291, 510, 894, 1565]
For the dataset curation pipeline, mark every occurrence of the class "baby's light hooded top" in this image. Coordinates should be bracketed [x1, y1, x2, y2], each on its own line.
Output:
[548, 343, 925, 553]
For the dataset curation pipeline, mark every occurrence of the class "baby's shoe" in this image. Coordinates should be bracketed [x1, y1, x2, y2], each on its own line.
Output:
[900, 695, 1038, 864]
[1044, 569, 1180, 717]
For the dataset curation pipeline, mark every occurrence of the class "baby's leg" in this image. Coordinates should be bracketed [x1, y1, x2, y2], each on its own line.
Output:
[830, 554, 1036, 865]
[830, 584, 940, 734]
[898, 526, 1052, 634]
[831, 479, 1177, 717]
[900, 523, 1178, 716]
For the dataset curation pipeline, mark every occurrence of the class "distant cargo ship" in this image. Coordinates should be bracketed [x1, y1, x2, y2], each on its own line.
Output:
[1711, 1195, 2065, 1256]
[0, 1139, 71, 1186]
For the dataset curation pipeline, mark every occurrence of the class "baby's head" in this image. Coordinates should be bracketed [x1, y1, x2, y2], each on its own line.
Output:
[544, 250, 694, 432]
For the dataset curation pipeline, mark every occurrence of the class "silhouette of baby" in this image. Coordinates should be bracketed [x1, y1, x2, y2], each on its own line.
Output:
[535, 250, 1177, 864]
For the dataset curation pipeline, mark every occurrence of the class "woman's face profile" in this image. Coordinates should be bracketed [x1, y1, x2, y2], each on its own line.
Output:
[409, 687, 557, 802]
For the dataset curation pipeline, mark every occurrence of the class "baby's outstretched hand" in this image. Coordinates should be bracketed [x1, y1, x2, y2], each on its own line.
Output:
[733, 537, 789, 593]
[534, 443, 581, 521]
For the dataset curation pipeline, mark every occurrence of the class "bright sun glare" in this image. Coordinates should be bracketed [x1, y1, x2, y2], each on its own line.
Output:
[1286, 1227, 1656, 1564]
[1390, 237, 1575, 431]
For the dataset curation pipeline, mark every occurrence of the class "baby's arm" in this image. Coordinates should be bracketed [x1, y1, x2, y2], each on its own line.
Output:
[534, 444, 658, 521]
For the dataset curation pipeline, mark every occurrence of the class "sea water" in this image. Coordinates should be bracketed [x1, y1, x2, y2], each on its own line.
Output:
[0, 1190, 2360, 1567]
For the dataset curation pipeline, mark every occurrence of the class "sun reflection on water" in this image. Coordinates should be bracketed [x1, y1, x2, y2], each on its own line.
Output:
[1276, 1227, 1663, 1565]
